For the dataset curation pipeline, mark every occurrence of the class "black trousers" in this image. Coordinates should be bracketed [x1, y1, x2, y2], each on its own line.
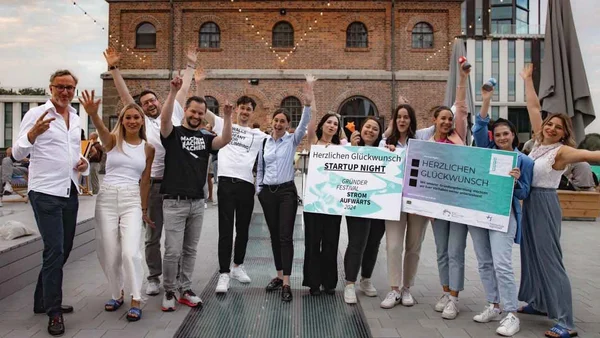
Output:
[302, 212, 341, 290]
[217, 177, 255, 273]
[344, 216, 386, 283]
[30, 182, 79, 316]
[258, 183, 298, 276]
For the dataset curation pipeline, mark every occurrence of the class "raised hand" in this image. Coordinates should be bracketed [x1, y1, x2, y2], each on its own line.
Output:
[186, 47, 198, 65]
[27, 111, 56, 143]
[170, 76, 183, 93]
[194, 67, 206, 83]
[103, 47, 120, 68]
[397, 94, 410, 105]
[303, 74, 317, 106]
[223, 101, 234, 118]
[79, 90, 101, 117]
[350, 130, 361, 146]
[520, 63, 533, 80]
[458, 60, 471, 78]
[481, 85, 494, 101]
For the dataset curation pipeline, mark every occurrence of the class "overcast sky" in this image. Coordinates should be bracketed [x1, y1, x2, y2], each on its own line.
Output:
[0, 0, 598, 128]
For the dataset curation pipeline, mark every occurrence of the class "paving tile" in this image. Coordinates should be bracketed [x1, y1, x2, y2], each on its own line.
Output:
[370, 327, 400, 338]
[437, 328, 470, 338]
[71, 330, 107, 338]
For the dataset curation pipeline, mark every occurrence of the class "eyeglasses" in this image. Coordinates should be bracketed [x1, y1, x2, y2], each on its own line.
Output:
[51, 85, 76, 93]
[141, 97, 157, 107]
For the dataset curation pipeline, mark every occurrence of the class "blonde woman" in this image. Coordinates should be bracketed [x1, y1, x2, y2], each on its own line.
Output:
[81, 90, 155, 322]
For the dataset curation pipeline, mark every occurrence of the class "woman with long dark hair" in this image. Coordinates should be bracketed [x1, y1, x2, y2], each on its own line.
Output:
[302, 112, 347, 296]
[342, 117, 386, 304]
[81, 90, 154, 322]
[469, 85, 533, 336]
[379, 104, 430, 309]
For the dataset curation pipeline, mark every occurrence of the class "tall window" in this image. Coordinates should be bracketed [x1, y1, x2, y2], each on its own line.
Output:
[491, 106, 500, 120]
[199, 22, 220, 49]
[205, 96, 220, 115]
[88, 117, 96, 135]
[508, 40, 516, 102]
[136, 22, 156, 49]
[4, 103, 13, 147]
[280, 97, 302, 128]
[461, 1, 467, 35]
[491, 0, 530, 34]
[72, 102, 80, 115]
[475, 0, 483, 36]
[492, 40, 500, 101]
[21, 102, 29, 119]
[272, 22, 294, 48]
[109, 116, 118, 131]
[412, 22, 433, 49]
[475, 40, 483, 101]
[524, 40, 532, 101]
[509, 108, 531, 134]
[346, 22, 368, 48]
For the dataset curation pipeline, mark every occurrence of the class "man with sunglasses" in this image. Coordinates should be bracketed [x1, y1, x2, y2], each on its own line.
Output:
[103, 47, 197, 296]
[13, 70, 90, 336]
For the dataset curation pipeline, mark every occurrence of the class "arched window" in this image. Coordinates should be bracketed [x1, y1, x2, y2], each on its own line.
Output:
[412, 22, 433, 49]
[136, 22, 156, 49]
[346, 22, 368, 48]
[272, 21, 294, 48]
[280, 96, 302, 128]
[338, 96, 379, 136]
[199, 22, 220, 49]
[205, 96, 219, 115]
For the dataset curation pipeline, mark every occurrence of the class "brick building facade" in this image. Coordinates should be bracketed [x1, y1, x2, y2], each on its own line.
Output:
[102, 0, 463, 140]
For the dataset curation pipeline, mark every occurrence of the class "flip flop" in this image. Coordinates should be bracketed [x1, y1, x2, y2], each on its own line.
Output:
[517, 304, 547, 316]
[544, 324, 578, 338]
[104, 298, 124, 312]
[126, 307, 142, 322]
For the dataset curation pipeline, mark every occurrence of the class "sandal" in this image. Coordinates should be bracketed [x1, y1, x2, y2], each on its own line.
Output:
[517, 304, 547, 316]
[544, 324, 578, 338]
[126, 307, 142, 322]
[104, 298, 124, 312]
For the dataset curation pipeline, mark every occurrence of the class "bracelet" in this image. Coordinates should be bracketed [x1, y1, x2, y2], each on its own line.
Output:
[109, 65, 118, 70]
[457, 85, 466, 88]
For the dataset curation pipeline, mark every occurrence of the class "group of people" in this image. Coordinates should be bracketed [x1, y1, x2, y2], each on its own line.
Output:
[16, 46, 597, 338]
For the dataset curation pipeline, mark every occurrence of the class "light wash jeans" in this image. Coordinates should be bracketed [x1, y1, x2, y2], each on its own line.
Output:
[432, 219, 468, 291]
[95, 184, 144, 301]
[162, 198, 204, 292]
[468, 211, 519, 312]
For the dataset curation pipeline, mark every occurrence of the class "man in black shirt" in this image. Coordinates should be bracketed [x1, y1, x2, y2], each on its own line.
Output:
[159, 76, 232, 311]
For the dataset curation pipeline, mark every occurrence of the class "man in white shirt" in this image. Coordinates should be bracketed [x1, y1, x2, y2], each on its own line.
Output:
[13, 70, 89, 336]
[104, 48, 194, 296]
[205, 95, 268, 293]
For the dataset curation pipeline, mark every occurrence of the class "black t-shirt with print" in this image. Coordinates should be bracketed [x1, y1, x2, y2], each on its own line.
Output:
[160, 126, 215, 199]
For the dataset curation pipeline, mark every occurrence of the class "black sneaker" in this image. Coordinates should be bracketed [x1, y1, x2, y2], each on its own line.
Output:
[48, 314, 65, 336]
[282, 285, 293, 302]
[266, 277, 283, 292]
[35, 305, 74, 314]
[309, 288, 321, 296]
[323, 288, 336, 295]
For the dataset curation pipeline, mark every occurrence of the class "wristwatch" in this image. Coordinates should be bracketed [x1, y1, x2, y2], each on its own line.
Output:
[109, 65, 118, 70]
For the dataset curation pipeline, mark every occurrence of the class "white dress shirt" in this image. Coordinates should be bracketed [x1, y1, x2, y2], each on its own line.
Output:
[12, 100, 89, 197]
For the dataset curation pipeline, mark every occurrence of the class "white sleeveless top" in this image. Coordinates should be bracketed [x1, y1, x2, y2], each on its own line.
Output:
[103, 140, 147, 186]
[528, 142, 565, 188]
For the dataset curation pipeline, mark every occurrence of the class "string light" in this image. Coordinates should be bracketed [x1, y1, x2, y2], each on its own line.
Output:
[69, 0, 147, 62]
[424, 38, 459, 62]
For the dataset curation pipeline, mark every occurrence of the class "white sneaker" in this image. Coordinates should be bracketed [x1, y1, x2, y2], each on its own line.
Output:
[442, 298, 459, 320]
[204, 203, 208, 209]
[473, 304, 502, 323]
[434, 293, 450, 312]
[146, 281, 160, 296]
[231, 265, 251, 283]
[3, 182, 13, 194]
[380, 290, 402, 309]
[215, 273, 230, 293]
[400, 287, 415, 307]
[179, 289, 202, 307]
[212, 199, 218, 206]
[161, 291, 177, 312]
[496, 313, 520, 336]
[344, 284, 357, 304]
[359, 278, 377, 297]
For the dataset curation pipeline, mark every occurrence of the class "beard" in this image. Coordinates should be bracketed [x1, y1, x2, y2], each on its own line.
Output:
[186, 116, 201, 129]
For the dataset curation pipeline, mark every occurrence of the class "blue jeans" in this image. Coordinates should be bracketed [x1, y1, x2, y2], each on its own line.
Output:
[468, 212, 519, 312]
[30, 183, 79, 316]
[432, 220, 468, 292]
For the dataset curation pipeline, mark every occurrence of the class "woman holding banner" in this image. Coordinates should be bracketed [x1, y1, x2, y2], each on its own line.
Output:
[342, 118, 386, 304]
[257, 76, 314, 302]
[429, 62, 469, 320]
[469, 85, 534, 336]
[377, 104, 430, 309]
[302, 113, 348, 296]
[517, 64, 600, 338]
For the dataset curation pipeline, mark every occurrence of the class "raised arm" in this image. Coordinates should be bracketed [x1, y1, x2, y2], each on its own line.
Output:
[193, 67, 219, 127]
[161, 76, 183, 138]
[557, 147, 600, 170]
[80, 90, 115, 151]
[211, 102, 233, 150]
[175, 49, 198, 107]
[454, 60, 470, 143]
[103, 47, 135, 106]
[292, 76, 315, 146]
[472, 86, 493, 148]
[13, 110, 55, 160]
[520, 64, 543, 134]
[305, 74, 318, 145]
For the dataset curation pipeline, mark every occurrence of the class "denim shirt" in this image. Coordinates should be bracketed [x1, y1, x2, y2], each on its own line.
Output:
[472, 113, 534, 244]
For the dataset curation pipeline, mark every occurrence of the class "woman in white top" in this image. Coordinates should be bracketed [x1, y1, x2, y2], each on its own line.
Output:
[81, 90, 155, 322]
[518, 64, 600, 338]
[378, 104, 430, 309]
